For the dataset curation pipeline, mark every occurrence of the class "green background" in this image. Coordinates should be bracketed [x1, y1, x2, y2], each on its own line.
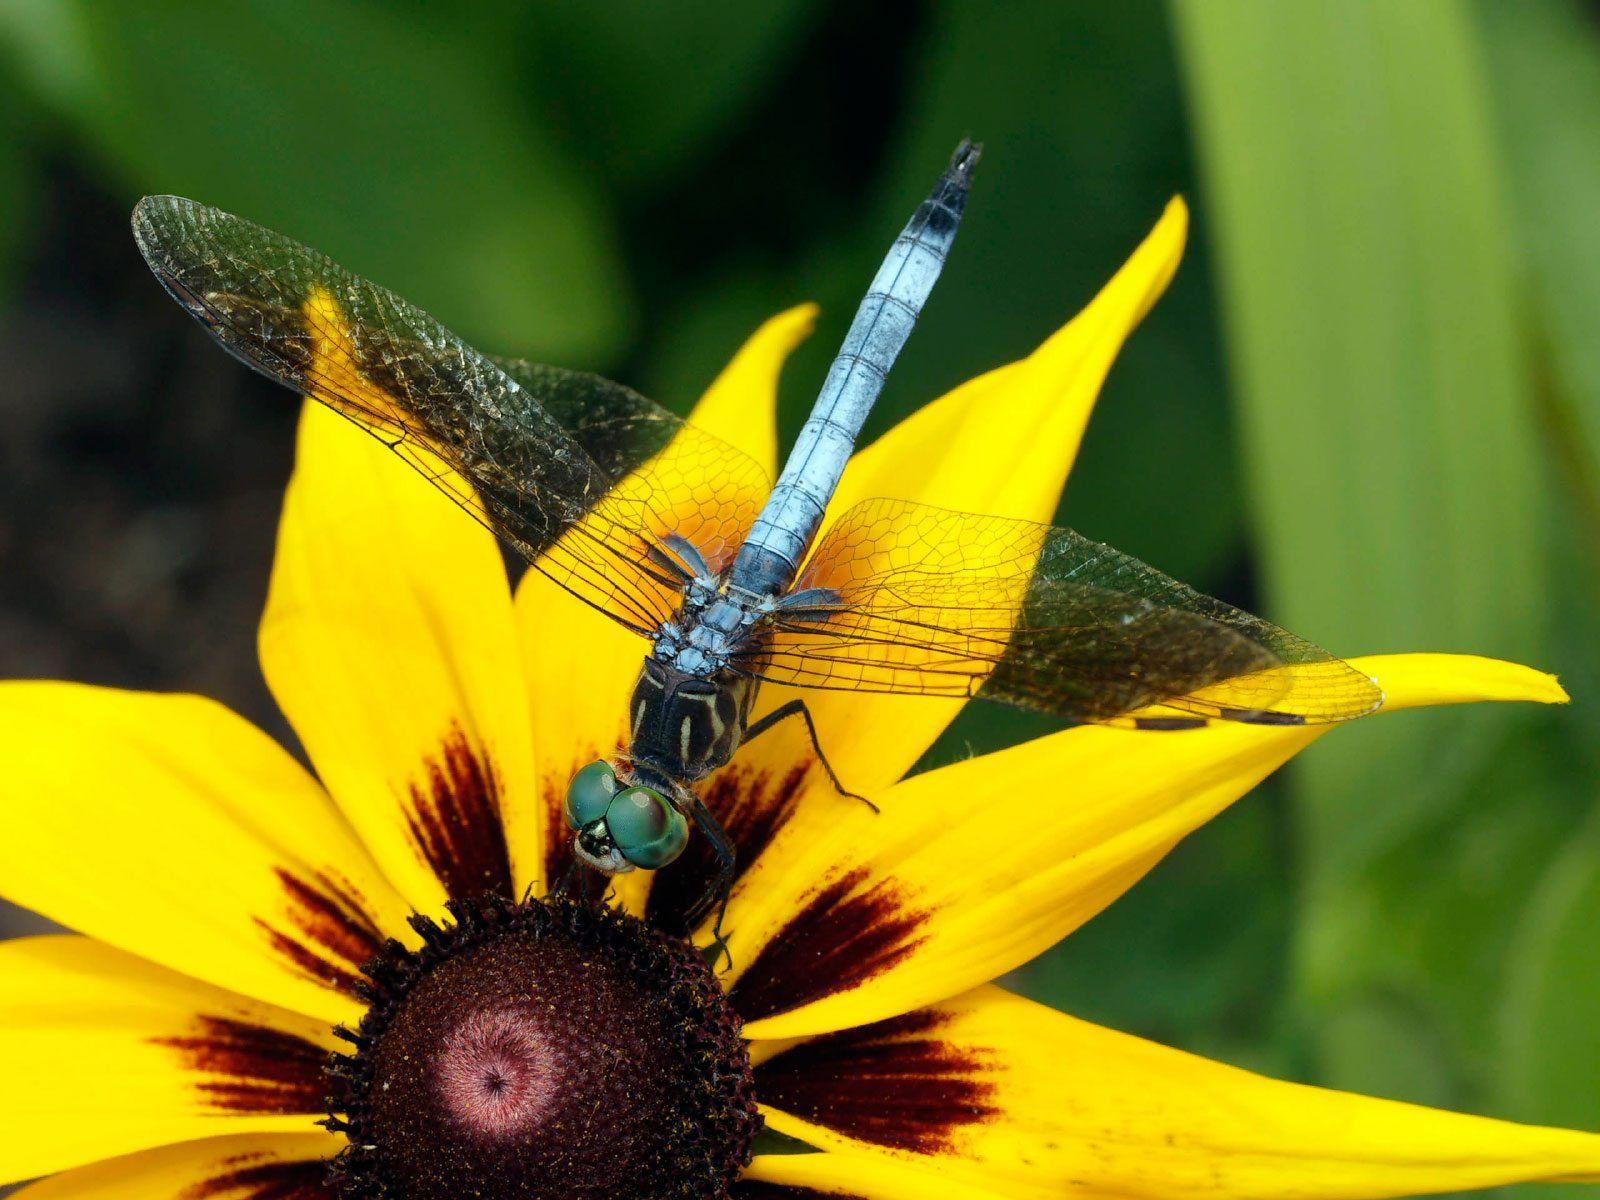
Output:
[0, 3, 1596, 1196]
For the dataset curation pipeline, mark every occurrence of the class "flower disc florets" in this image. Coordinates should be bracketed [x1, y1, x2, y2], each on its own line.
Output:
[325, 894, 758, 1200]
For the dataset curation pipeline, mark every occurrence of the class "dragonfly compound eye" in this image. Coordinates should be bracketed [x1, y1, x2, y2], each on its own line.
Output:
[607, 786, 689, 870]
[565, 760, 618, 830]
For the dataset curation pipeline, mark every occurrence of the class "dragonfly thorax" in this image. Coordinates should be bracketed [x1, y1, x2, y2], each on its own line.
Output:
[652, 591, 766, 676]
[628, 656, 759, 787]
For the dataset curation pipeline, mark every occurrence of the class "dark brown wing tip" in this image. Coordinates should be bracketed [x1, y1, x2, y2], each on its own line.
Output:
[131, 194, 190, 261]
[130, 196, 207, 311]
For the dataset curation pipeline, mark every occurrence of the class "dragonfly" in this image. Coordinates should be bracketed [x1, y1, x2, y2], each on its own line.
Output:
[132, 141, 1382, 941]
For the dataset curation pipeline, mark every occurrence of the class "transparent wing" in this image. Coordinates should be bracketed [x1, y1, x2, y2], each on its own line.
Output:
[132, 195, 770, 636]
[486, 357, 769, 577]
[740, 497, 1382, 727]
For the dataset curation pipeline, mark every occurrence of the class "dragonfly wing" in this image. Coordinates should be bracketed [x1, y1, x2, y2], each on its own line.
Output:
[487, 357, 770, 576]
[740, 497, 1383, 727]
[133, 195, 769, 636]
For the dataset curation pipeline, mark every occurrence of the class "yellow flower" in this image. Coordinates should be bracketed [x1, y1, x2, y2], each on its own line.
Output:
[0, 197, 1591, 1200]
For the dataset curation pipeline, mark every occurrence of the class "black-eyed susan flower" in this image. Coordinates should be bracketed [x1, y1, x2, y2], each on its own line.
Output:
[1, 200, 1594, 1200]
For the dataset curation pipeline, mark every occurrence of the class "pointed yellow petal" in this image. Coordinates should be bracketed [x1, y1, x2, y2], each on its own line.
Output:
[691, 302, 818, 477]
[726, 653, 1564, 1039]
[0, 682, 408, 1025]
[261, 400, 540, 910]
[762, 199, 1192, 797]
[1355, 652, 1568, 709]
[7, 1132, 340, 1200]
[744, 1150, 1011, 1200]
[0, 936, 336, 1183]
[757, 984, 1600, 1200]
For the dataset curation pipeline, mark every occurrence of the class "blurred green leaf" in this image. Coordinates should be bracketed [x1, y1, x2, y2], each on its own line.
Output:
[1013, 791, 1292, 1053]
[1500, 801, 1600, 1135]
[526, 0, 819, 189]
[1478, 0, 1600, 527]
[1299, 716, 1585, 1106]
[0, 0, 630, 363]
[1174, 0, 1553, 1098]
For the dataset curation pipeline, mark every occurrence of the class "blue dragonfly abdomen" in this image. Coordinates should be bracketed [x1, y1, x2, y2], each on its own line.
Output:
[728, 140, 981, 597]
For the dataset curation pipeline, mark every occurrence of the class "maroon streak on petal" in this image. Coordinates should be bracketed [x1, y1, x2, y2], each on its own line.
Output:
[541, 776, 570, 888]
[754, 1010, 999, 1154]
[405, 724, 513, 900]
[733, 1182, 862, 1200]
[255, 869, 384, 999]
[648, 762, 809, 931]
[153, 1016, 327, 1115]
[182, 1156, 332, 1200]
[182, 1156, 330, 1200]
[728, 868, 930, 1023]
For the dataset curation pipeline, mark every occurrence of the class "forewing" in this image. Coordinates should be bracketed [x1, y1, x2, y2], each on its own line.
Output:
[132, 195, 769, 635]
[744, 497, 1383, 727]
[488, 358, 770, 576]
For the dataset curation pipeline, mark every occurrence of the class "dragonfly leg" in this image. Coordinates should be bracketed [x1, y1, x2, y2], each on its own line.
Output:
[743, 698, 878, 813]
[552, 857, 610, 907]
[681, 793, 738, 971]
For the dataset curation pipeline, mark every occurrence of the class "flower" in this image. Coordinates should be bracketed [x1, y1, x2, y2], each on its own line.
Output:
[1, 197, 1594, 1200]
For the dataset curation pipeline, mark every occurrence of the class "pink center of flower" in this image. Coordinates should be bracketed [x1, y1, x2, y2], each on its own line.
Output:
[435, 1008, 555, 1138]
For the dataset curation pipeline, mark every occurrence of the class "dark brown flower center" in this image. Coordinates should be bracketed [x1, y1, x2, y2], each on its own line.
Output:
[326, 895, 758, 1200]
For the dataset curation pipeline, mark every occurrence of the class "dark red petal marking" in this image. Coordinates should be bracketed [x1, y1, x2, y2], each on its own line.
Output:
[647, 762, 808, 931]
[154, 1016, 327, 1114]
[255, 869, 384, 999]
[541, 776, 570, 887]
[182, 1156, 332, 1200]
[405, 724, 513, 900]
[754, 1010, 999, 1154]
[732, 1181, 862, 1200]
[728, 867, 930, 1023]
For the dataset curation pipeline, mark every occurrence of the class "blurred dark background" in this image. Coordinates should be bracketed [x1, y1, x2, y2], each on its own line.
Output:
[2, 4, 1599, 1195]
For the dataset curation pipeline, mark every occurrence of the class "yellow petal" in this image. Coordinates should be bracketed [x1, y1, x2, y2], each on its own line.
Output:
[1352, 652, 1568, 709]
[744, 1150, 1010, 1200]
[690, 302, 818, 477]
[261, 400, 540, 910]
[513, 308, 813, 908]
[757, 984, 1600, 1200]
[727, 653, 1563, 1039]
[758, 198, 1192, 797]
[8, 1132, 340, 1200]
[0, 936, 336, 1183]
[0, 682, 408, 1025]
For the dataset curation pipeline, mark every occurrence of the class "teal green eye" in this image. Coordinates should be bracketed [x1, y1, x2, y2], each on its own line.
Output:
[565, 761, 617, 830]
[606, 787, 689, 870]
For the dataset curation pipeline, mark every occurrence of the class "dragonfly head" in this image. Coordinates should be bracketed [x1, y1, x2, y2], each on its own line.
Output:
[565, 760, 689, 873]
